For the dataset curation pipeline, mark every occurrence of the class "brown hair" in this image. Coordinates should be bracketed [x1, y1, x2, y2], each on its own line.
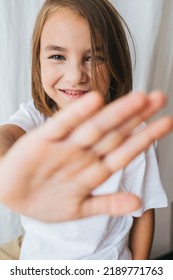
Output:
[32, 0, 133, 116]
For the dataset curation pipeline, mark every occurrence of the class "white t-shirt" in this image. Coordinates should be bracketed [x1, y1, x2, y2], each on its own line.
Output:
[7, 100, 168, 260]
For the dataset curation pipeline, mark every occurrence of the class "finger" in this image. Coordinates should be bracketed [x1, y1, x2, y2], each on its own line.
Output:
[92, 91, 167, 156]
[80, 193, 141, 218]
[38, 92, 104, 140]
[46, 148, 99, 185]
[104, 116, 173, 172]
[117, 90, 167, 133]
[92, 130, 128, 156]
[71, 160, 112, 194]
[77, 116, 173, 191]
[68, 92, 154, 147]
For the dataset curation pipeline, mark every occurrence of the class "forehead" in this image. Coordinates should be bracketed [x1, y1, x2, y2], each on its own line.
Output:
[40, 7, 102, 50]
[41, 8, 89, 43]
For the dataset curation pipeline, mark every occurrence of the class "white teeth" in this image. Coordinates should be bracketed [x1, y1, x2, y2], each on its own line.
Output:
[63, 90, 86, 95]
[65, 91, 73, 95]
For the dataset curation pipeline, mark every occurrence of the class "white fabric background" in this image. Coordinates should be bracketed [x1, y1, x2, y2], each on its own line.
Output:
[0, 0, 44, 245]
[113, 0, 173, 258]
[0, 0, 173, 258]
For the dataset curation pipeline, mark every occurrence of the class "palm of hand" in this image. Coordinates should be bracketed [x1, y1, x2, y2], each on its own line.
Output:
[0, 91, 172, 222]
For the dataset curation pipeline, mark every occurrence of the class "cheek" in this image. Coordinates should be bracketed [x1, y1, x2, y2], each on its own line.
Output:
[40, 62, 59, 89]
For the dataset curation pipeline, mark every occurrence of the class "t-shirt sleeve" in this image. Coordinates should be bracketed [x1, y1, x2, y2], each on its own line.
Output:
[5, 100, 47, 133]
[121, 142, 168, 217]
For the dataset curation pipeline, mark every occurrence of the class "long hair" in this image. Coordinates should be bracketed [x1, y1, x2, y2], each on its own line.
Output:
[32, 0, 133, 116]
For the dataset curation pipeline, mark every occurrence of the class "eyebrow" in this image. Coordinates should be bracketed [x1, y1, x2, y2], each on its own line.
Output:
[44, 45, 103, 53]
[44, 45, 67, 52]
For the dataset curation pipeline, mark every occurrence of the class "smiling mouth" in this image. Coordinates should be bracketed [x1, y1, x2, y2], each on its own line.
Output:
[59, 89, 88, 99]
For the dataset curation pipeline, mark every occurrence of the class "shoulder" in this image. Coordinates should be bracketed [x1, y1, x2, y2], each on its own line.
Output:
[7, 100, 49, 133]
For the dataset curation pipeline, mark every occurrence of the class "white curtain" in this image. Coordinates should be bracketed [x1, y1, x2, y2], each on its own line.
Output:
[0, 0, 173, 258]
[0, 0, 44, 123]
[112, 0, 173, 258]
[0, 0, 44, 244]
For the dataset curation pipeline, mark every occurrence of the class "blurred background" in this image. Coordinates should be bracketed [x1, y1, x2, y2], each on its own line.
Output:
[0, 0, 173, 259]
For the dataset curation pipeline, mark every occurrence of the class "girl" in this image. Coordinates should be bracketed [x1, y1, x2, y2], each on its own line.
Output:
[0, 0, 172, 260]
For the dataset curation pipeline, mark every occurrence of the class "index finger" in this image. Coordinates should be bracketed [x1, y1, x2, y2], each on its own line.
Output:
[38, 92, 104, 140]
[69, 91, 165, 147]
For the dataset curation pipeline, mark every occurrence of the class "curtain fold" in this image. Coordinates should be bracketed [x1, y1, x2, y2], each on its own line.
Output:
[0, 0, 44, 244]
[0, 0, 44, 123]
[113, 0, 173, 258]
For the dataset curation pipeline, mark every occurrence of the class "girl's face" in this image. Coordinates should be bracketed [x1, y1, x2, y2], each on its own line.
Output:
[40, 7, 110, 109]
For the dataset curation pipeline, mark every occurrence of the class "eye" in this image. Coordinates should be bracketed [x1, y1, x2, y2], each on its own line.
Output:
[95, 56, 105, 62]
[85, 56, 105, 63]
[49, 55, 65, 61]
[85, 56, 92, 62]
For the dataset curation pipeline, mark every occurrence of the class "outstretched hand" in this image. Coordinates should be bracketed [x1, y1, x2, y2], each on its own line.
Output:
[0, 91, 172, 222]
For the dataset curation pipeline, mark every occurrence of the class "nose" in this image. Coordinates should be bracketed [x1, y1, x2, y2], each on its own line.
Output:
[64, 61, 88, 85]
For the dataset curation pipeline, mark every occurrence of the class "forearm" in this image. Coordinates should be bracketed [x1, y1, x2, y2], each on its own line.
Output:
[129, 209, 155, 260]
[0, 131, 16, 156]
[0, 124, 26, 202]
[0, 125, 25, 156]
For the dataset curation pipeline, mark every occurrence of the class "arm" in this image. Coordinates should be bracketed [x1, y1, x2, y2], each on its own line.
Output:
[0, 124, 25, 155]
[129, 209, 155, 260]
